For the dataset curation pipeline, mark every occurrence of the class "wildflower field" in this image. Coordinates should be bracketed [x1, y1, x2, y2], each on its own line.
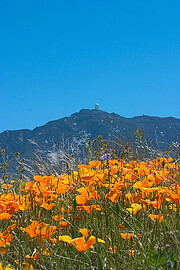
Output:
[0, 145, 179, 269]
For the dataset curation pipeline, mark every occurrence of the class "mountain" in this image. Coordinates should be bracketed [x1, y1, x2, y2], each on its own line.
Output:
[0, 109, 180, 161]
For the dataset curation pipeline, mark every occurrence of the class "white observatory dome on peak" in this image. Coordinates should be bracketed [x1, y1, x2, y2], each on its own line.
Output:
[95, 104, 99, 110]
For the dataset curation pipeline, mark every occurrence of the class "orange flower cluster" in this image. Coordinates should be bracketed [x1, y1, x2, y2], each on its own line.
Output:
[75, 157, 180, 218]
[0, 224, 16, 255]
[20, 220, 57, 243]
[0, 155, 179, 268]
[0, 157, 179, 225]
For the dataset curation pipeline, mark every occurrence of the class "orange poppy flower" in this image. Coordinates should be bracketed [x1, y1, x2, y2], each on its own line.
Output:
[141, 187, 158, 193]
[81, 175, 93, 182]
[120, 233, 134, 239]
[109, 245, 117, 254]
[108, 192, 121, 202]
[131, 193, 142, 203]
[0, 225, 15, 254]
[59, 235, 72, 243]
[78, 205, 101, 213]
[110, 166, 118, 175]
[151, 193, 164, 209]
[40, 202, 55, 210]
[37, 224, 57, 243]
[20, 181, 35, 192]
[78, 164, 89, 169]
[43, 247, 52, 256]
[22, 263, 33, 270]
[76, 186, 98, 205]
[0, 263, 15, 270]
[0, 213, 13, 220]
[20, 220, 41, 238]
[126, 203, 142, 215]
[52, 215, 64, 221]
[19, 197, 32, 211]
[141, 199, 152, 206]
[133, 180, 153, 190]
[89, 160, 101, 169]
[59, 235, 105, 252]
[7, 201, 19, 214]
[119, 224, 125, 230]
[3, 184, 13, 189]
[56, 183, 69, 194]
[166, 193, 180, 205]
[127, 249, 137, 255]
[76, 187, 89, 205]
[71, 236, 105, 252]
[148, 214, 164, 222]
[147, 175, 155, 183]
[79, 228, 92, 237]
[25, 252, 40, 261]
[125, 172, 138, 182]
[1, 224, 16, 238]
[59, 221, 71, 230]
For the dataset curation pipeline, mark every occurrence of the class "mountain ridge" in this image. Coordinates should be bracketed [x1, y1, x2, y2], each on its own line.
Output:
[1, 109, 179, 133]
[0, 109, 180, 161]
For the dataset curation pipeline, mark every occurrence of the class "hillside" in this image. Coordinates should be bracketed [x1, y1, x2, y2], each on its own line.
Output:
[0, 109, 180, 161]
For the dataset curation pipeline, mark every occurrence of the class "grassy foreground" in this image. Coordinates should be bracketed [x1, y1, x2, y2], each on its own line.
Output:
[0, 149, 179, 269]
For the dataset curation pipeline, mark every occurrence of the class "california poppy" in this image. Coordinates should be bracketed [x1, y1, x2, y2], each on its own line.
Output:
[59, 235, 105, 252]
[120, 233, 134, 239]
[148, 214, 164, 222]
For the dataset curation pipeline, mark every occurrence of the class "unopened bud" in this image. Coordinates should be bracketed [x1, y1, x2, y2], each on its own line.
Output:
[5, 242, 10, 249]
[13, 152, 20, 158]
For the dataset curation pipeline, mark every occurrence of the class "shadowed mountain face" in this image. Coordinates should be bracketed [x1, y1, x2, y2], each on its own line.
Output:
[0, 109, 180, 160]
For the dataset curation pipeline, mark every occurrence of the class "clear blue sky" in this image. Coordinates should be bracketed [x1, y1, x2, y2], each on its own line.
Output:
[0, 0, 180, 132]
